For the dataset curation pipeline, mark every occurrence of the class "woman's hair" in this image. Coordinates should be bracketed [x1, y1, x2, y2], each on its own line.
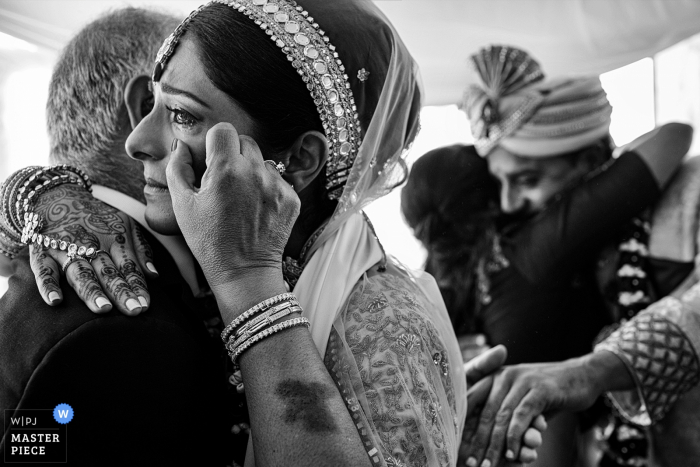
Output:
[185, 3, 323, 155]
[401, 145, 498, 334]
[183, 3, 335, 225]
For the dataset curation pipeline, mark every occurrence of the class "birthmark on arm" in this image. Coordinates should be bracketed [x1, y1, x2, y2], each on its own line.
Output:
[275, 379, 339, 433]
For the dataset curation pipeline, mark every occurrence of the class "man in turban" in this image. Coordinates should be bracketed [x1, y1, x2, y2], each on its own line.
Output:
[462, 45, 697, 467]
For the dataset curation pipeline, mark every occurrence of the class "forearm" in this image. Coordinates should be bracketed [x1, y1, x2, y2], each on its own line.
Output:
[631, 122, 692, 188]
[579, 350, 635, 394]
[594, 300, 700, 425]
[213, 275, 371, 467]
[239, 326, 371, 467]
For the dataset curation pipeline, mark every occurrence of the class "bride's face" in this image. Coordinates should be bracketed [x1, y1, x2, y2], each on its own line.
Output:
[126, 38, 257, 234]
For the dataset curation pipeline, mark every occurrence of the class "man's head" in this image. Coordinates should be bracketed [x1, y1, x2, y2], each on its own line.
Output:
[488, 136, 613, 216]
[464, 45, 613, 217]
[46, 8, 180, 202]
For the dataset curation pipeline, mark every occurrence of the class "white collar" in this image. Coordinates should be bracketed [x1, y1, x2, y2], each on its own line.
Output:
[91, 185, 201, 295]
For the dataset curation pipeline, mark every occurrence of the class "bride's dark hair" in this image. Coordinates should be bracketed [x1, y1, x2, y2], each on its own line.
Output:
[401, 145, 498, 334]
[186, 3, 323, 156]
[184, 3, 335, 226]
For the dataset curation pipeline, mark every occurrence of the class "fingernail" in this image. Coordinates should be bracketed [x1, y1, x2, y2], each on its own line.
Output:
[481, 460, 491, 467]
[466, 458, 477, 467]
[126, 298, 141, 312]
[48, 291, 60, 303]
[171, 138, 178, 152]
[146, 262, 158, 274]
[506, 450, 514, 460]
[138, 296, 148, 308]
[95, 297, 111, 309]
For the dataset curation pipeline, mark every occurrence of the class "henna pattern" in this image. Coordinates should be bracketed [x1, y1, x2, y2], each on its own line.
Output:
[33, 185, 129, 246]
[25, 184, 149, 309]
[63, 225, 100, 249]
[93, 256, 134, 303]
[30, 244, 60, 297]
[120, 258, 147, 293]
[72, 260, 106, 307]
[132, 224, 153, 261]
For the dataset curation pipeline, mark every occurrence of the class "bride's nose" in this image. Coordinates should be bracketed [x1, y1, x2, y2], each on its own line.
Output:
[126, 112, 170, 162]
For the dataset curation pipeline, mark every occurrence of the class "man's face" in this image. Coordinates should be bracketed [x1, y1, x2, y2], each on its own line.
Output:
[487, 146, 592, 218]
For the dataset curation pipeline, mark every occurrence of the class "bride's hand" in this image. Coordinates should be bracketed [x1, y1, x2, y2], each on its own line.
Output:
[27, 184, 157, 315]
[166, 122, 299, 316]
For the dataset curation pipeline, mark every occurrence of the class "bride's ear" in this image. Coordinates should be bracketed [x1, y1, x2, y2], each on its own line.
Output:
[124, 74, 153, 130]
[283, 131, 329, 193]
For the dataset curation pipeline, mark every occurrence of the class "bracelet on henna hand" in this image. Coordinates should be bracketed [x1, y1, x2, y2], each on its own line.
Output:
[0, 165, 93, 260]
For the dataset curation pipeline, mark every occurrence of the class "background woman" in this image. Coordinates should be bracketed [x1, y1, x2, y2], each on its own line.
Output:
[401, 144, 498, 362]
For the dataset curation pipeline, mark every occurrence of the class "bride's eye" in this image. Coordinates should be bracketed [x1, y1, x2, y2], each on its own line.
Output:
[165, 106, 197, 129]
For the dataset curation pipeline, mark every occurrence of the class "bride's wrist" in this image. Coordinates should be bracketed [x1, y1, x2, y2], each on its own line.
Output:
[210, 265, 288, 323]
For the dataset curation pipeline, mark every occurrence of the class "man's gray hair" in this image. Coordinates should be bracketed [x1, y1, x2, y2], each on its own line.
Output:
[47, 8, 180, 201]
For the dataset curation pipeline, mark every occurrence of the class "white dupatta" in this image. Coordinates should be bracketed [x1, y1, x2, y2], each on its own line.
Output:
[244, 0, 466, 464]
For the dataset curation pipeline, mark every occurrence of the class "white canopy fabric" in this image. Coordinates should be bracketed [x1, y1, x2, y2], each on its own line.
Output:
[1, 0, 700, 105]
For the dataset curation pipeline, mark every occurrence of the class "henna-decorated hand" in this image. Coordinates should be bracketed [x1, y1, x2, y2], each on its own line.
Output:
[27, 184, 158, 315]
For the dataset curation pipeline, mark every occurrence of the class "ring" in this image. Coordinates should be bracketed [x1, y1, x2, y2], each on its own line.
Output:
[88, 249, 107, 263]
[61, 256, 85, 273]
[264, 160, 286, 175]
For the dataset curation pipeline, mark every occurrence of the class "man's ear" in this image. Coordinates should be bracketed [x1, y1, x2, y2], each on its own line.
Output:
[283, 131, 329, 193]
[124, 74, 153, 130]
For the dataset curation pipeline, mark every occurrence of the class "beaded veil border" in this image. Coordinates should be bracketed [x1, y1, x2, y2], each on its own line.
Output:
[152, 0, 363, 200]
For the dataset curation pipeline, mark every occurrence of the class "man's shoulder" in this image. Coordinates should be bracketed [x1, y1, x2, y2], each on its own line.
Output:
[0, 250, 96, 358]
[0, 243, 212, 417]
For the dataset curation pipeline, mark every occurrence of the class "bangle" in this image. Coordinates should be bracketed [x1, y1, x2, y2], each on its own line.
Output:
[2, 165, 92, 239]
[234, 300, 299, 339]
[23, 228, 98, 261]
[228, 304, 302, 352]
[230, 316, 310, 368]
[0, 216, 23, 259]
[220, 292, 296, 343]
[1, 167, 40, 234]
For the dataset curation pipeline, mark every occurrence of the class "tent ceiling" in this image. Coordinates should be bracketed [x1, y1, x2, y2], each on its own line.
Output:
[2, 0, 700, 106]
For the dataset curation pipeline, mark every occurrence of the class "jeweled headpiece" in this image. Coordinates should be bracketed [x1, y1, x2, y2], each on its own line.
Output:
[464, 45, 612, 158]
[153, 0, 363, 199]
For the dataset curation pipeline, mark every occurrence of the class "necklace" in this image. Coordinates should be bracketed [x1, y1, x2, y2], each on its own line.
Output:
[282, 220, 329, 289]
[281, 212, 387, 289]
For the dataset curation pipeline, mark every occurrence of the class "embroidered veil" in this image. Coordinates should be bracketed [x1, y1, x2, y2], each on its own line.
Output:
[155, 0, 466, 464]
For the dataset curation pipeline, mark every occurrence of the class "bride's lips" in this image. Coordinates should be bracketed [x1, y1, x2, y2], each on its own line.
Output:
[144, 177, 169, 194]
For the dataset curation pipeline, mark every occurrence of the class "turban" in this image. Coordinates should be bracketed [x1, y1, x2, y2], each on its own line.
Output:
[464, 45, 612, 157]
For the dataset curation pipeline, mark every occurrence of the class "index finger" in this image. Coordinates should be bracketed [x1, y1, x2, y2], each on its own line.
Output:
[205, 122, 240, 169]
[465, 345, 508, 386]
[238, 135, 264, 162]
[464, 372, 513, 467]
[467, 375, 494, 418]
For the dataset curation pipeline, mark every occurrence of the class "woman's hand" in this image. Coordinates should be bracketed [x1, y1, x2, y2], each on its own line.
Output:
[166, 123, 299, 319]
[27, 184, 157, 315]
